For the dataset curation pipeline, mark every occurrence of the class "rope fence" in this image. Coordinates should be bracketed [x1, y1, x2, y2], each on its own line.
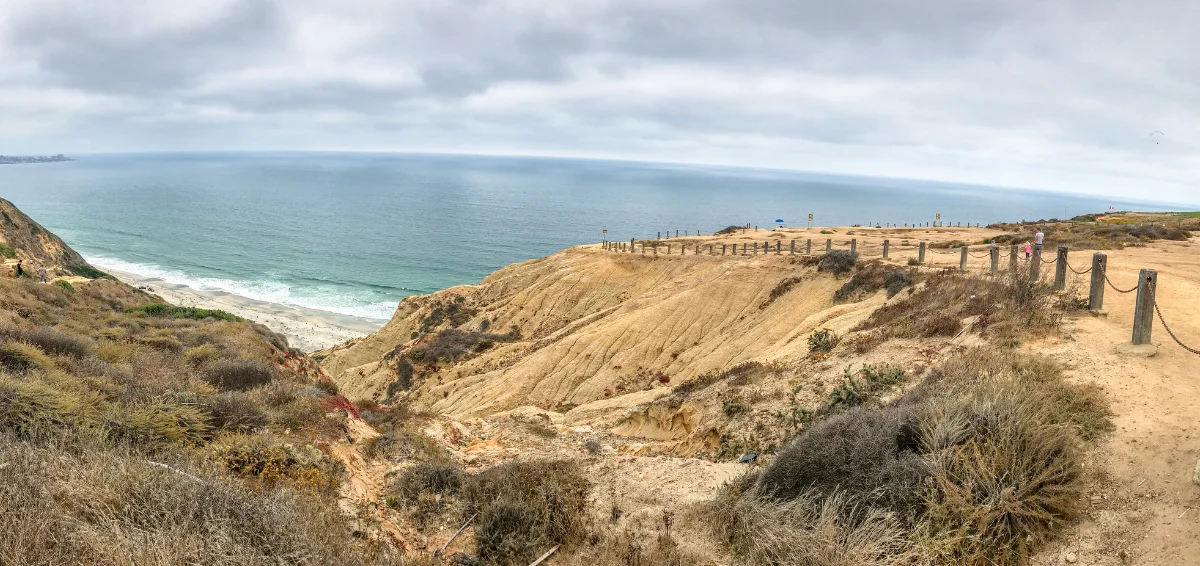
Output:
[600, 236, 1200, 356]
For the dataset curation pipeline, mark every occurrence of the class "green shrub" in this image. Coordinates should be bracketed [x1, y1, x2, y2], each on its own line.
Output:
[807, 328, 839, 354]
[128, 303, 242, 322]
[67, 264, 112, 280]
[53, 279, 74, 293]
[0, 242, 14, 258]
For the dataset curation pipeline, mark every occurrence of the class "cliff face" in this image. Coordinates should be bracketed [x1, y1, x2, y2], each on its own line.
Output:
[319, 246, 890, 421]
[0, 197, 95, 276]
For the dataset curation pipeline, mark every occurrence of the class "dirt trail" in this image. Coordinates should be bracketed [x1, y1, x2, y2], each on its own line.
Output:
[1024, 237, 1200, 565]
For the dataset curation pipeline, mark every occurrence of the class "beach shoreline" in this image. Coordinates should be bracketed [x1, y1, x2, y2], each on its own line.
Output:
[104, 267, 385, 352]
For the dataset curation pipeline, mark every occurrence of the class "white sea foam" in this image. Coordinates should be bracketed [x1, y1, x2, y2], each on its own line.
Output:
[86, 255, 397, 322]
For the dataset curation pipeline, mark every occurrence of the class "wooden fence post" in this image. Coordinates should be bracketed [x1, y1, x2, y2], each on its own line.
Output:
[722, 244, 726, 255]
[776, 241, 781, 254]
[1054, 247, 1068, 290]
[630, 238, 635, 253]
[918, 242, 926, 264]
[990, 243, 998, 275]
[1132, 269, 1157, 345]
[806, 239, 812, 255]
[1009, 244, 1018, 270]
[1030, 246, 1042, 280]
[883, 239, 889, 258]
[825, 239, 832, 253]
[789, 240, 795, 255]
[753, 242, 759, 254]
[695, 243, 700, 255]
[675, 230, 679, 238]
[1088, 253, 1106, 311]
[850, 238, 857, 255]
[959, 247, 968, 271]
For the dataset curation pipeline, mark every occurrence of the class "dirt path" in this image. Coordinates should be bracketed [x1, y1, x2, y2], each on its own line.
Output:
[1034, 238, 1200, 565]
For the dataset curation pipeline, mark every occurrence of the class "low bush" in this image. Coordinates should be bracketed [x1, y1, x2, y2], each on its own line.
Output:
[464, 460, 591, 565]
[183, 343, 223, 367]
[394, 461, 464, 503]
[0, 341, 54, 374]
[208, 392, 269, 432]
[834, 262, 913, 302]
[819, 250, 859, 276]
[411, 327, 520, 363]
[212, 436, 343, 494]
[53, 279, 75, 293]
[202, 358, 275, 391]
[0, 242, 14, 258]
[807, 328, 839, 354]
[128, 303, 242, 322]
[761, 276, 803, 308]
[715, 225, 742, 235]
[23, 326, 93, 358]
[67, 264, 112, 280]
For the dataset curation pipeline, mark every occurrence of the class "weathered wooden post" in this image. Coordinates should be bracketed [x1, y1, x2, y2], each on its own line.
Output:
[883, 239, 890, 258]
[806, 239, 812, 255]
[630, 238, 635, 253]
[789, 240, 795, 255]
[990, 243, 998, 275]
[1054, 247, 1068, 290]
[708, 244, 713, 255]
[850, 238, 857, 255]
[722, 244, 726, 255]
[1009, 244, 1018, 270]
[1030, 246, 1042, 279]
[753, 242, 759, 254]
[1088, 253, 1106, 311]
[657, 231, 661, 240]
[959, 246, 968, 271]
[825, 239, 832, 253]
[675, 230, 679, 238]
[918, 242, 926, 264]
[695, 243, 700, 255]
[653, 243, 658, 255]
[776, 241, 781, 254]
[1132, 269, 1157, 345]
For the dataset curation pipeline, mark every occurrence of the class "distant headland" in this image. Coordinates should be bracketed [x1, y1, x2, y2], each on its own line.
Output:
[0, 154, 72, 165]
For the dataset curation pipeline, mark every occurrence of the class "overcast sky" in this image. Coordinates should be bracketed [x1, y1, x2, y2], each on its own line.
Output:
[1, 0, 1197, 202]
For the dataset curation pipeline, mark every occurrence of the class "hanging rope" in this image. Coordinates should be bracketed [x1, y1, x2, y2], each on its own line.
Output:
[1150, 280, 1200, 355]
[1067, 261, 1092, 275]
[1105, 272, 1138, 294]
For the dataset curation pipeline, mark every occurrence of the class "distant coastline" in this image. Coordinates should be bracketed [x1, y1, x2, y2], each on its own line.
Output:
[0, 154, 72, 165]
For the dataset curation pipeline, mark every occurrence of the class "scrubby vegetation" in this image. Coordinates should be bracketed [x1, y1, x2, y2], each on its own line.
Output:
[128, 303, 244, 322]
[819, 249, 858, 275]
[855, 269, 1058, 344]
[0, 242, 14, 258]
[0, 274, 395, 564]
[986, 216, 1193, 250]
[713, 347, 1108, 566]
[834, 261, 913, 302]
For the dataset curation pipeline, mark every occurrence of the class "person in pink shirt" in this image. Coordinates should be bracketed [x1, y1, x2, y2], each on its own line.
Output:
[1024, 242, 1032, 260]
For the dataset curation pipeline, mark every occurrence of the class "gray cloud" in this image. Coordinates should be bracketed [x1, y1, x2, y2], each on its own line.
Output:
[0, 0, 1196, 202]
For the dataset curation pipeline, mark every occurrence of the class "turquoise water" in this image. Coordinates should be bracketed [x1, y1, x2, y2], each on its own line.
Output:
[0, 152, 1182, 322]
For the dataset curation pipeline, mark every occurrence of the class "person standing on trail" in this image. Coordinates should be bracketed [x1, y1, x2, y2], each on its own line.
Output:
[1034, 229, 1045, 250]
[38, 264, 47, 283]
[14, 260, 23, 278]
[1024, 242, 1032, 260]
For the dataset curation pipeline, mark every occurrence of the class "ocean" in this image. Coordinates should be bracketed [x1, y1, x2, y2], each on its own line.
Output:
[0, 152, 1183, 323]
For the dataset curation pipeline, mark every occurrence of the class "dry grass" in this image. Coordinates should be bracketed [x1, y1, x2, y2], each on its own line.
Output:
[715, 346, 1106, 566]
[855, 270, 1060, 344]
[0, 432, 391, 566]
[463, 460, 592, 565]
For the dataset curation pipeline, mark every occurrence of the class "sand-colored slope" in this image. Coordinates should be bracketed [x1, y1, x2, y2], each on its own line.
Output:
[319, 242, 895, 419]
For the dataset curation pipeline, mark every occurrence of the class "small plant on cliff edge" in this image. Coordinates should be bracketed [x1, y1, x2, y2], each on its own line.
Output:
[807, 328, 839, 354]
[819, 250, 859, 276]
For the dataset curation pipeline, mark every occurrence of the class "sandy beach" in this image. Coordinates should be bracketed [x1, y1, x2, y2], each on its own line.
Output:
[104, 267, 385, 352]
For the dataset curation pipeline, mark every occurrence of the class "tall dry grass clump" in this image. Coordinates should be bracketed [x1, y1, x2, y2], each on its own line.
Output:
[713, 346, 1106, 566]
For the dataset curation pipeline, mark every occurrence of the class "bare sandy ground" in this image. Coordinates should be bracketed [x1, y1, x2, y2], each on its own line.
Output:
[105, 267, 382, 352]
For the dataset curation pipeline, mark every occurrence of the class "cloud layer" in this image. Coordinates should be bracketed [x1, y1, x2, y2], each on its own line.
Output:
[1, 0, 1197, 202]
